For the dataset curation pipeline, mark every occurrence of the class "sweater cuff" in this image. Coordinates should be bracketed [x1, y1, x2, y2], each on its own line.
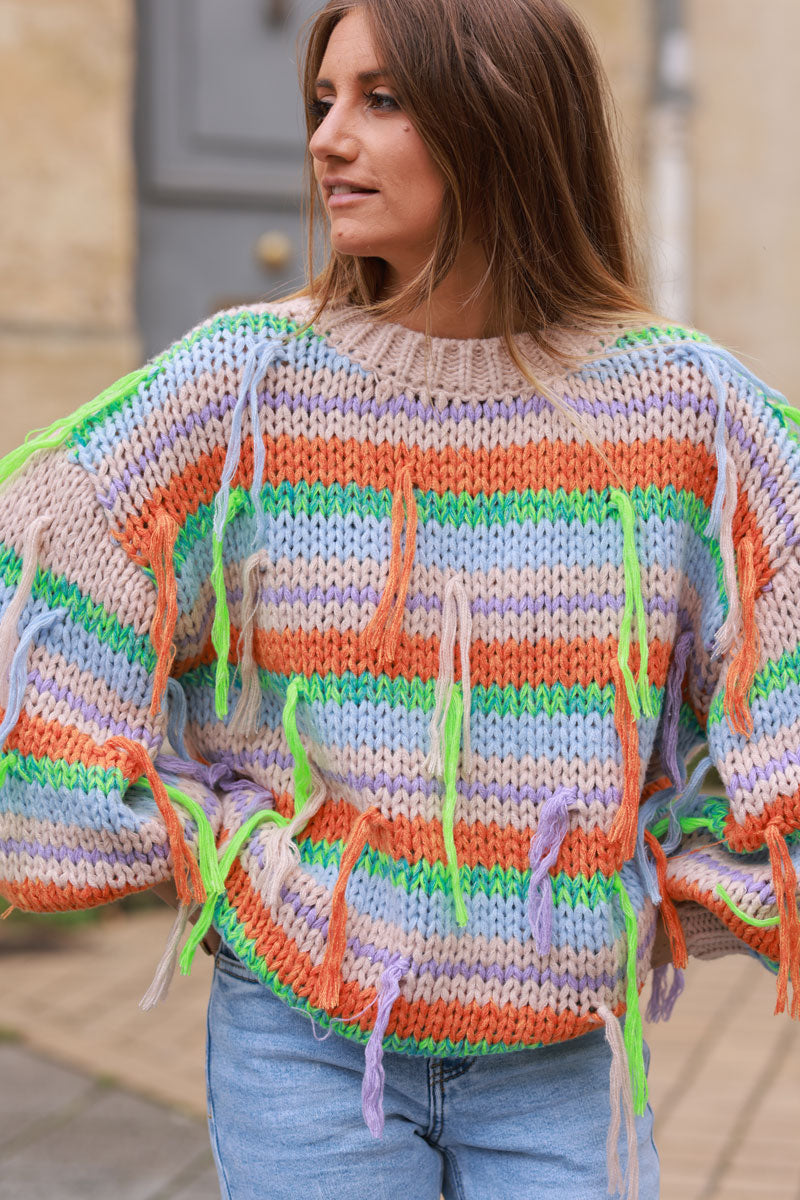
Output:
[678, 901, 753, 961]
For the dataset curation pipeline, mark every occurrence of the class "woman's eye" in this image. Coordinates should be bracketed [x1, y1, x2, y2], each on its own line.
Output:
[306, 99, 331, 125]
[306, 92, 400, 125]
[365, 91, 399, 111]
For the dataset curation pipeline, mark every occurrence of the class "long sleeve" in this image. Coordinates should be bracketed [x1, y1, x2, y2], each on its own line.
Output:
[658, 348, 800, 1014]
[0, 442, 204, 911]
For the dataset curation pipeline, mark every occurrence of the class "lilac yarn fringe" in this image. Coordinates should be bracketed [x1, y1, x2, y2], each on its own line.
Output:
[527, 786, 577, 955]
[646, 963, 685, 1023]
[361, 954, 411, 1137]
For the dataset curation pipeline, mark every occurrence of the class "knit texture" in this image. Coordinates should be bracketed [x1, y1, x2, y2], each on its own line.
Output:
[2, 296, 800, 1067]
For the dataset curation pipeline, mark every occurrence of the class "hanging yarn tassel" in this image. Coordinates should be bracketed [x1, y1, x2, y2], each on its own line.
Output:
[281, 675, 314, 817]
[424, 576, 472, 780]
[660, 629, 693, 792]
[148, 512, 180, 718]
[256, 768, 328, 913]
[632, 795, 668, 907]
[643, 830, 688, 969]
[361, 953, 411, 1137]
[712, 458, 741, 660]
[317, 806, 391, 1011]
[106, 736, 205, 906]
[441, 680, 468, 927]
[0, 514, 51, 708]
[645, 962, 685, 1023]
[697, 346, 731, 540]
[230, 552, 264, 734]
[663, 754, 713, 855]
[0, 608, 67, 750]
[610, 660, 641, 860]
[211, 338, 291, 718]
[764, 823, 800, 1019]
[165, 677, 190, 760]
[723, 536, 760, 738]
[613, 875, 648, 1115]
[527, 784, 578, 955]
[610, 488, 654, 720]
[596, 1004, 639, 1200]
[139, 901, 198, 1011]
[364, 464, 417, 667]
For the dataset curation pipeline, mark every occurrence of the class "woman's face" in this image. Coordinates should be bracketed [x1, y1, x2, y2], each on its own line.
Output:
[308, 7, 446, 290]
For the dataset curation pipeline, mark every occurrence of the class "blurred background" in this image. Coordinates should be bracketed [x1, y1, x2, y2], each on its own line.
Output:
[0, 1, 799, 1198]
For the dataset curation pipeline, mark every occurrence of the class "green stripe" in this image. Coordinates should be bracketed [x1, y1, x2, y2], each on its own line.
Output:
[182, 662, 636, 719]
[294, 835, 617, 901]
[611, 325, 711, 350]
[172, 482, 718, 570]
[707, 640, 800, 727]
[0, 544, 155, 671]
[2, 750, 125, 794]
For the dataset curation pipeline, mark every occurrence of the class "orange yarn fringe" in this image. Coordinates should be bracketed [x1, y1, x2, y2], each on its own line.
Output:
[316, 806, 389, 1011]
[611, 660, 640, 860]
[363, 465, 417, 666]
[724, 537, 760, 738]
[764, 823, 800, 1019]
[644, 829, 688, 969]
[148, 512, 180, 718]
[106, 736, 204, 906]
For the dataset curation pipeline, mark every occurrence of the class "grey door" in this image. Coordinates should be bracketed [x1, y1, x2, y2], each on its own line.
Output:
[135, 0, 323, 358]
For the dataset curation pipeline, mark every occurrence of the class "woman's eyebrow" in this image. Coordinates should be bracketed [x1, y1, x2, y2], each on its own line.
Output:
[314, 69, 390, 88]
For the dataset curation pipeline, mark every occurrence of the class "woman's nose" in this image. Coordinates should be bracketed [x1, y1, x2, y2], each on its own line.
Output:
[309, 102, 358, 163]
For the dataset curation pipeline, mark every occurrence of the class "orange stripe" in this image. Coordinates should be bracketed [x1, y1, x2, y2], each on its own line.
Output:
[225, 859, 628, 1048]
[1, 877, 155, 914]
[176, 624, 672, 694]
[119, 435, 719, 560]
[270, 794, 628, 878]
[724, 790, 800, 853]
[5, 711, 129, 771]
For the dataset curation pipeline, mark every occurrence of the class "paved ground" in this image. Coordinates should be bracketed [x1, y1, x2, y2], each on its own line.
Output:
[2, 902, 800, 1198]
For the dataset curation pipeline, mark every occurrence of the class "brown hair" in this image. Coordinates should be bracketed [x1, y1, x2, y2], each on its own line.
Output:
[282, 0, 660, 386]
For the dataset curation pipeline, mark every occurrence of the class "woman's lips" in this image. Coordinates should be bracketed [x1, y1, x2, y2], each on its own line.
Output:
[328, 190, 378, 207]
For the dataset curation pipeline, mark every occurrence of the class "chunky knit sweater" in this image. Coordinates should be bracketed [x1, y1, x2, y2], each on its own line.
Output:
[1, 296, 800, 1156]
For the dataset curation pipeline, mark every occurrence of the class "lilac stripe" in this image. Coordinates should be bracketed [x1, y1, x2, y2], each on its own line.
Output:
[728, 744, 800, 794]
[29, 671, 157, 747]
[275, 886, 626, 991]
[0, 836, 169, 868]
[208, 747, 622, 811]
[688, 851, 775, 904]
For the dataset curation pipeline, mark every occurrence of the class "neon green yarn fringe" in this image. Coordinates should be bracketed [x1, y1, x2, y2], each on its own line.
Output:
[282, 676, 314, 816]
[0, 367, 150, 489]
[613, 873, 648, 1115]
[442, 681, 468, 927]
[610, 488, 654, 720]
[715, 883, 781, 927]
[179, 806, 289, 975]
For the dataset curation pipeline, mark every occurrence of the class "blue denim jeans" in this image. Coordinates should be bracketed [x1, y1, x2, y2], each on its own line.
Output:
[206, 941, 660, 1200]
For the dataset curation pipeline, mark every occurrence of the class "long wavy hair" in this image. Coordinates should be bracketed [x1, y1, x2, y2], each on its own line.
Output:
[281, 0, 661, 396]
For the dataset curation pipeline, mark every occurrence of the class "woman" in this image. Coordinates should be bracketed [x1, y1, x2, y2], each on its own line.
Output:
[1, 1, 798, 1198]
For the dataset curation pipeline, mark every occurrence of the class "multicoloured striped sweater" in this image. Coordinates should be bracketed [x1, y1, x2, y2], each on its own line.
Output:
[1, 295, 799, 1155]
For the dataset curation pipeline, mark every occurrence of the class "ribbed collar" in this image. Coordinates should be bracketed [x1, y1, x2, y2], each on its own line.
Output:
[269, 295, 626, 401]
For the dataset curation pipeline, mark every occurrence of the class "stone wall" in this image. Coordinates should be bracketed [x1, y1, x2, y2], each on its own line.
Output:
[0, 0, 139, 454]
[687, 0, 798, 395]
